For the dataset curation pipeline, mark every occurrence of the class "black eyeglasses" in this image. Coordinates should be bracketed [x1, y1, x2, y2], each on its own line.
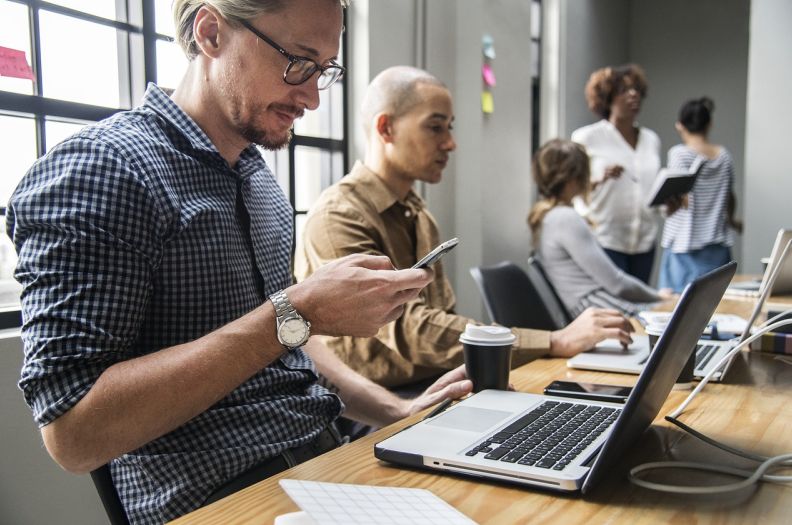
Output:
[239, 20, 345, 90]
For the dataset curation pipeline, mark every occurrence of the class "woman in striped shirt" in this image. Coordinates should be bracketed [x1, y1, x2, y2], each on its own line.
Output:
[659, 97, 742, 292]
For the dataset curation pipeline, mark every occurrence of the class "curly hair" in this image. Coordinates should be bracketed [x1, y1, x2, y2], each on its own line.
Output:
[527, 139, 590, 241]
[584, 64, 649, 119]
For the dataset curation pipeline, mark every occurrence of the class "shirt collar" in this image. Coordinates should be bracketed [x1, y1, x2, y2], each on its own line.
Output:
[141, 83, 261, 172]
[349, 161, 425, 215]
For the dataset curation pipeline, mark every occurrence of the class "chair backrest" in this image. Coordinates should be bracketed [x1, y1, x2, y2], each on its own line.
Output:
[526, 255, 573, 328]
[469, 261, 564, 331]
[90, 465, 130, 525]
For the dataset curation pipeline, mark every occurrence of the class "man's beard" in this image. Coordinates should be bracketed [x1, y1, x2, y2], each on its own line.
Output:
[232, 99, 301, 151]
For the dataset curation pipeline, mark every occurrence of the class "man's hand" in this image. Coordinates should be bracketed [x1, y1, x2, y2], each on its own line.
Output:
[400, 365, 473, 419]
[549, 307, 634, 357]
[288, 254, 433, 337]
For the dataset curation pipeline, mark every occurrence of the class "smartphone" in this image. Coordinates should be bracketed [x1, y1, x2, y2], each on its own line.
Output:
[411, 237, 459, 269]
[543, 380, 632, 404]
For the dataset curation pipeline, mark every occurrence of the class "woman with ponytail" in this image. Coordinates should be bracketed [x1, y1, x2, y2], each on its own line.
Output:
[659, 97, 741, 292]
[529, 139, 669, 317]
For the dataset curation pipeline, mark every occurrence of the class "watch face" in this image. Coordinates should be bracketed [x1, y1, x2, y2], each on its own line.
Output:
[279, 317, 309, 346]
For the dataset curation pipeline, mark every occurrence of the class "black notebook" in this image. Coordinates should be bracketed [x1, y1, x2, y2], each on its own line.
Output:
[645, 159, 703, 207]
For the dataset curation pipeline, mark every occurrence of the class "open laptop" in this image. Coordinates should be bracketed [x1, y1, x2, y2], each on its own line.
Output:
[375, 262, 736, 493]
[570, 237, 792, 381]
[727, 228, 792, 297]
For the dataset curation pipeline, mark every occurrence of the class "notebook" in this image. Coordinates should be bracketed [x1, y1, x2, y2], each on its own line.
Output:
[375, 263, 736, 493]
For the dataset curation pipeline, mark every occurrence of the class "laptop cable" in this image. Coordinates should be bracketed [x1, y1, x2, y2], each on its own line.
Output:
[627, 317, 792, 495]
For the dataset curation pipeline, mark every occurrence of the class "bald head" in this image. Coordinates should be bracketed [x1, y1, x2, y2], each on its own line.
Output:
[361, 66, 447, 138]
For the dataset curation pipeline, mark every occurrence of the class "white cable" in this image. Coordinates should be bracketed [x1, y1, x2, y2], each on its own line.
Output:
[629, 454, 792, 494]
[759, 308, 792, 329]
[668, 318, 792, 419]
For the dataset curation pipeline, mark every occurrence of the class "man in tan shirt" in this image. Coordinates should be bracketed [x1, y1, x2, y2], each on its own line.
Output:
[295, 66, 633, 392]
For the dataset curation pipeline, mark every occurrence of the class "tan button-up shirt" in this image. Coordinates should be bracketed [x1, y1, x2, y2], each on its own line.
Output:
[295, 162, 551, 388]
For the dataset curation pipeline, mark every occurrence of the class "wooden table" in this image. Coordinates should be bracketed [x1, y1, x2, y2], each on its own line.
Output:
[172, 297, 792, 524]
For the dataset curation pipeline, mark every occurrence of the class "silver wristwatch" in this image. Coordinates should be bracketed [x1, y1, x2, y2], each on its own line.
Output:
[270, 290, 311, 351]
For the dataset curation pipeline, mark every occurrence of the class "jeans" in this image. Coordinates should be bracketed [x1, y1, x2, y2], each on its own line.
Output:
[659, 244, 733, 293]
[603, 247, 656, 284]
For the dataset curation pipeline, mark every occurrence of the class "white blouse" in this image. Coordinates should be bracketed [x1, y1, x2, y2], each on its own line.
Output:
[571, 119, 661, 254]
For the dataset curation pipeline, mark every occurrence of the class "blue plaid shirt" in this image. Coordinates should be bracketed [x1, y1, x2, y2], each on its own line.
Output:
[7, 84, 343, 524]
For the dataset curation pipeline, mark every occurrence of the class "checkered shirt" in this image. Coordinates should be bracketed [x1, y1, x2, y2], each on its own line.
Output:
[6, 84, 343, 524]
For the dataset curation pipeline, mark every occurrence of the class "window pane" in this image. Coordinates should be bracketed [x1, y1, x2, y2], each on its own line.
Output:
[294, 213, 307, 257]
[45, 0, 118, 20]
[0, 1, 34, 95]
[155, 0, 176, 37]
[46, 119, 90, 152]
[294, 146, 343, 212]
[0, 114, 36, 210]
[294, 82, 344, 140]
[531, 1, 542, 40]
[259, 147, 291, 196]
[39, 11, 123, 107]
[156, 39, 188, 91]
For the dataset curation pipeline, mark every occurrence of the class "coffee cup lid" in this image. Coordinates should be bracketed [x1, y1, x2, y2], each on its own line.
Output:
[645, 322, 668, 335]
[459, 324, 516, 345]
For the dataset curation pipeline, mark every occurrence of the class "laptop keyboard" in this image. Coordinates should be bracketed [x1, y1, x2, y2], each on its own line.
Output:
[695, 343, 719, 370]
[465, 401, 620, 471]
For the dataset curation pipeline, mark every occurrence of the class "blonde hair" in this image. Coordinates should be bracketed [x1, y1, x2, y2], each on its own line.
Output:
[527, 139, 590, 243]
[173, 0, 350, 60]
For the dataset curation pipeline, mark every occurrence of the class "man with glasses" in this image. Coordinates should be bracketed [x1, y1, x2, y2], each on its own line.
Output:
[6, 1, 471, 523]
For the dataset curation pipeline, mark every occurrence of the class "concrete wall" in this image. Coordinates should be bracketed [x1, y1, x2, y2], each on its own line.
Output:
[743, 0, 792, 273]
[350, 0, 536, 320]
[0, 331, 106, 524]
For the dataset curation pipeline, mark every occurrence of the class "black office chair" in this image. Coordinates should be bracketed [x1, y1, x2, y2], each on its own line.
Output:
[526, 255, 574, 328]
[469, 261, 565, 331]
[91, 464, 130, 525]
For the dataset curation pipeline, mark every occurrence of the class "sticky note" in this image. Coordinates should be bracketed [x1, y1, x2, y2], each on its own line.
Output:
[481, 91, 494, 114]
[482, 64, 496, 87]
[0, 46, 34, 81]
[482, 34, 496, 59]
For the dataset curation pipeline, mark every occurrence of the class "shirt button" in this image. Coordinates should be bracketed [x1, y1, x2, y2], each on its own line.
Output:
[405, 210, 412, 217]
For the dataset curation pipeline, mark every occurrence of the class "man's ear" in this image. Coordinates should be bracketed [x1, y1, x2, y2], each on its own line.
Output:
[193, 6, 223, 58]
[375, 113, 396, 143]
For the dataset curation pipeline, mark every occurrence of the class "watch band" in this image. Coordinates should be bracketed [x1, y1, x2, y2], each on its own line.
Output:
[270, 290, 297, 322]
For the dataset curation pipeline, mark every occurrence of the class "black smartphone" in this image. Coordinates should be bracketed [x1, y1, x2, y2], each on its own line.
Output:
[543, 380, 632, 404]
[411, 237, 459, 269]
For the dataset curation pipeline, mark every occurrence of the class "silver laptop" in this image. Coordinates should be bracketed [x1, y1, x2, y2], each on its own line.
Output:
[727, 228, 792, 297]
[570, 238, 792, 382]
[375, 263, 736, 493]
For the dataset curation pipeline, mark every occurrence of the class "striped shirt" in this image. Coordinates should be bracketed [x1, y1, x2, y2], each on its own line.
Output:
[661, 144, 735, 253]
[7, 84, 342, 524]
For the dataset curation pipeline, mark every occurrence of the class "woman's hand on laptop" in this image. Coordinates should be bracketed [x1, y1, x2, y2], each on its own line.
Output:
[549, 308, 635, 357]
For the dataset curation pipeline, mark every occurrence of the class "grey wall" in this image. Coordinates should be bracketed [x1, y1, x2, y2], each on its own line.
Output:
[743, 0, 792, 273]
[0, 331, 106, 524]
[351, 0, 536, 320]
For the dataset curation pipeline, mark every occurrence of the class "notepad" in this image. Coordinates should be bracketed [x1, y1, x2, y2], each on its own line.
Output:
[279, 479, 478, 524]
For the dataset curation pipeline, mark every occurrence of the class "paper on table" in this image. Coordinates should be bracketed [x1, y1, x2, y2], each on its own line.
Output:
[279, 479, 478, 525]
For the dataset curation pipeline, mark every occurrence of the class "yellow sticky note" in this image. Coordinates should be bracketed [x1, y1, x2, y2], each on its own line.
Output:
[481, 91, 494, 114]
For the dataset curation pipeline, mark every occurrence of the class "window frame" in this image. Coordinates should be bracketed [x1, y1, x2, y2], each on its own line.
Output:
[0, 0, 349, 327]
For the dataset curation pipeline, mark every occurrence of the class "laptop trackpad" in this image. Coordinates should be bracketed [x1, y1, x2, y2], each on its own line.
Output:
[427, 406, 513, 433]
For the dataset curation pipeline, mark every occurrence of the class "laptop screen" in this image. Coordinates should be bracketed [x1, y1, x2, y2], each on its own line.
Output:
[581, 261, 737, 493]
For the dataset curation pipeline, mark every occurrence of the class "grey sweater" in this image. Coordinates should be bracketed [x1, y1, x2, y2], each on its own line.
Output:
[537, 206, 661, 314]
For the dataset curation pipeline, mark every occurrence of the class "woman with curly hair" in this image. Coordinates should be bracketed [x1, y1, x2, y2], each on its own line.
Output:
[528, 139, 669, 318]
[571, 64, 661, 284]
[659, 97, 742, 292]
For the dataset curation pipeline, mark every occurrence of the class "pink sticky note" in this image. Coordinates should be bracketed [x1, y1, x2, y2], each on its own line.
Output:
[482, 64, 496, 87]
[0, 46, 35, 81]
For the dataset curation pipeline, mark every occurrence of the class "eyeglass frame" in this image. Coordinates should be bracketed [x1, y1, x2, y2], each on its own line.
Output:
[238, 19, 345, 90]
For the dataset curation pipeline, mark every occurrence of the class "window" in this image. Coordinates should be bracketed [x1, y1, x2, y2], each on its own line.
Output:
[0, 0, 347, 326]
[530, 0, 542, 154]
